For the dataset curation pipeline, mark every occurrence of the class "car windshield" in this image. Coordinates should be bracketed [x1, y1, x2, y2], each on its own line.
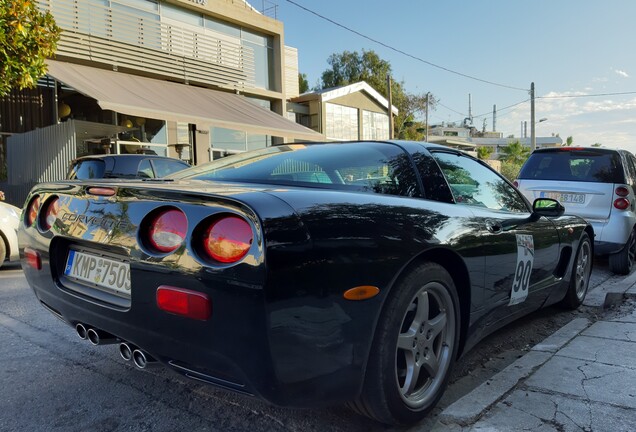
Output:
[518, 150, 624, 183]
[172, 142, 419, 196]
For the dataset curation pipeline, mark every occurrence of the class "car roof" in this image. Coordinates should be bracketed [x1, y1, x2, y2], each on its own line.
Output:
[72, 154, 182, 162]
[532, 147, 622, 154]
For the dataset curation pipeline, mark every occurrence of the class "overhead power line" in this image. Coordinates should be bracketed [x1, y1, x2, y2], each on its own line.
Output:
[284, 0, 528, 92]
[538, 91, 636, 99]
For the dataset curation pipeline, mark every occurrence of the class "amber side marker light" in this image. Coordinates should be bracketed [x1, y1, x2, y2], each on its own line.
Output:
[343, 286, 380, 301]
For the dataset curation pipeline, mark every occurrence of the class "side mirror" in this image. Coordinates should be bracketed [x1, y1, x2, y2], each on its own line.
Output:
[532, 198, 565, 217]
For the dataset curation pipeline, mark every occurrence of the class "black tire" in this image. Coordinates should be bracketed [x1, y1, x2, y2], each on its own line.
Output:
[559, 233, 592, 309]
[0, 236, 6, 269]
[349, 262, 460, 425]
[609, 230, 636, 275]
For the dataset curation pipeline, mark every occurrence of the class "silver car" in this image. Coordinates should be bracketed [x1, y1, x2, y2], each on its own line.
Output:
[516, 147, 636, 274]
[0, 201, 20, 269]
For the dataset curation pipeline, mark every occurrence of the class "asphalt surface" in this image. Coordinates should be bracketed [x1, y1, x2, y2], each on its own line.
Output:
[0, 261, 625, 432]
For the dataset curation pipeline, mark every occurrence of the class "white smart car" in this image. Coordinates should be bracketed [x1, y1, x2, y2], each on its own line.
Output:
[0, 201, 20, 268]
[516, 147, 636, 274]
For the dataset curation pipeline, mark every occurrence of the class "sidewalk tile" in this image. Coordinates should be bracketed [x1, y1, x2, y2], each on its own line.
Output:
[557, 335, 636, 369]
[532, 318, 589, 353]
[581, 321, 636, 343]
[525, 356, 636, 409]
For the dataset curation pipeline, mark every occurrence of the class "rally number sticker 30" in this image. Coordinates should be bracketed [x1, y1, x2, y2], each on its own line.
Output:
[509, 234, 534, 306]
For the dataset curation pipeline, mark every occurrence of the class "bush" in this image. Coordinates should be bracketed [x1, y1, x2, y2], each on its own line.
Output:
[500, 161, 522, 182]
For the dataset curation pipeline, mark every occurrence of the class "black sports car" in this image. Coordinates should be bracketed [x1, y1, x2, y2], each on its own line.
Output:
[19, 141, 593, 425]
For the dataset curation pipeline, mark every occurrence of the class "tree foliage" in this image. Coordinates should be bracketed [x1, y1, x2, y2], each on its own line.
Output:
[320, 49, 435, 139]
[566, 136, 574, 146]
[298, 73, 309, 94]
[477, 146, 494, 160]
[500, 161, 522, 182]
[499, 141, 530, 165]
[0, 0, 61, 97]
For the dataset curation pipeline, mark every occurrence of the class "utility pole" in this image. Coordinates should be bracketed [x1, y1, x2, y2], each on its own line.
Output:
[387, 74, 394, 139]
[530, 82, 536, 151]
[425, 92, 430, 142]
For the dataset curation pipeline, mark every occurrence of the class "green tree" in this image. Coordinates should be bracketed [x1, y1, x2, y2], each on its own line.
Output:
[500, 161, 523, 182]
[565, 136, 574, 146]
[320, 49, 435, 139]
[298, 73, 309, 94]
[0, 0, 60, 97]
[477, 146, 494, 160]
[592, 142, 602, 147]
[499, 141, 530, 165]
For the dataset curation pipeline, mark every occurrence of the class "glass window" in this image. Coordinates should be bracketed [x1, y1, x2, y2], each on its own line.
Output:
[174, 142, 421, 197]
[518, 150, 624, 183]
[326, 103, 359, 141]
[67, 160, 106, 180]
[137, 159, 154, 178]
[204, 16, 240, 38]
[432, 152, 528, 212]
[151, 158, 190, 177]
[362, 110, 389, 140]
[161, 3, 203, 27]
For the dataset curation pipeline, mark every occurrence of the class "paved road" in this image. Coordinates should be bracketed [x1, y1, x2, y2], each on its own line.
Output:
[0, 261, 620, 432]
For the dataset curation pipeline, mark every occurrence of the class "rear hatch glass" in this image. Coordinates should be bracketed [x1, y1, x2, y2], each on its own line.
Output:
[518, 150, 624, 183]
[517, 149, 625, 221]
[67, 160, 106, 180]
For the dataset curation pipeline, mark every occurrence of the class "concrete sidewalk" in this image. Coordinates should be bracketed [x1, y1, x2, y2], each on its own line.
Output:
[432, 278, 636, 432]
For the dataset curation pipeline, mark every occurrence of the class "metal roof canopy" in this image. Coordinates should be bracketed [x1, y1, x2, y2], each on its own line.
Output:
[46, 60, 323, 141]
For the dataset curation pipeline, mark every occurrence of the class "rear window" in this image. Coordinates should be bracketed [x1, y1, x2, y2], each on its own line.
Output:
[152, 159, 189, 178]
[518, 150, 624, 183]
[67, 160, 106, 180]
[173, 143, 421, 197]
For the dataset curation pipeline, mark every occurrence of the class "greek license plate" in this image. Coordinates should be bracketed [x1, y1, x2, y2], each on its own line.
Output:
[64, 250, 131, 296]
[541, 192, 585, 204]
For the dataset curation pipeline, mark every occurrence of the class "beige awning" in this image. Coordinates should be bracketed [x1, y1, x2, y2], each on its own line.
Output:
[46, 60, 323, 141]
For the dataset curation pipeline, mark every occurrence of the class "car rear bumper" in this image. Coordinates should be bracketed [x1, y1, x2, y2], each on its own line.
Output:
[21, 250, 366, 408]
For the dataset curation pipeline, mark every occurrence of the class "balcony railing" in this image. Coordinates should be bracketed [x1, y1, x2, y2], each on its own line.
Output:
[38, 0, 256, 91]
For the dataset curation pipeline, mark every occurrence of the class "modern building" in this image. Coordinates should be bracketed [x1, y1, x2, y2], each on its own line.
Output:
[427, 124, 562, 158]
[289, 82, 398, 141]
[0, 0, 321, 204]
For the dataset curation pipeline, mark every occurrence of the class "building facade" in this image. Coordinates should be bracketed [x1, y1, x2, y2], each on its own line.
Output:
[289, 82, 398, 141]
[0, 0, 320, 203]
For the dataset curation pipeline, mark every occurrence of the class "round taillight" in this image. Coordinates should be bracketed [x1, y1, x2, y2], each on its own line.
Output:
[26, 196, 41, 227]
[615, 186, 630, 197]
[203, 216, 253, 263]
[614, 198, 630, 210]
[148, 209, 187, 253]
[40, 197, 60, 231]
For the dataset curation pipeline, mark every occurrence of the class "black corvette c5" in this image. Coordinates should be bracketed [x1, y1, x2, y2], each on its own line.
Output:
[19, 141, 593, 425]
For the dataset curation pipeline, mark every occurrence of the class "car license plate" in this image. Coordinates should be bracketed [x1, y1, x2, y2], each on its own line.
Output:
[541, 191, 585, 204]
[64, 250, 131, 296]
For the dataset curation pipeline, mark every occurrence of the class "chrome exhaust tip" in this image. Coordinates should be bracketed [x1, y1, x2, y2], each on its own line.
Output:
[119, 342, 134, 361]
[75, 323, 88, 340]
[132, 349, 157, 369]
[87, 328, 118, 346]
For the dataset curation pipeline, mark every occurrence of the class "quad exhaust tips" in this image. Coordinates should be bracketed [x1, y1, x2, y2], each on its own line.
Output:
[75, 324, 157, 369]
[119, 342, 157, 369]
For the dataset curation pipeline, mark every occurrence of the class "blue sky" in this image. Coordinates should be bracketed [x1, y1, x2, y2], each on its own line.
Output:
[278, 0, 636, 150]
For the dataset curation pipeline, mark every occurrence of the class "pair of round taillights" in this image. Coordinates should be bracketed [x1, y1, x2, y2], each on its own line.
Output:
[26, 196, 59, 232]
[25, 196, 254, 264]
[145, 208, 254, 263]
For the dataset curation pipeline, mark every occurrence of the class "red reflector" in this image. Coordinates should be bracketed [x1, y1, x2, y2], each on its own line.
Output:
[24, 247, 42, 270]
[87, 187, 116, 197]
[156, 286, 211, 320]
[615, 186, 629, 197]
[614, 198, 630, 210]
[203, 216, 253, 263]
